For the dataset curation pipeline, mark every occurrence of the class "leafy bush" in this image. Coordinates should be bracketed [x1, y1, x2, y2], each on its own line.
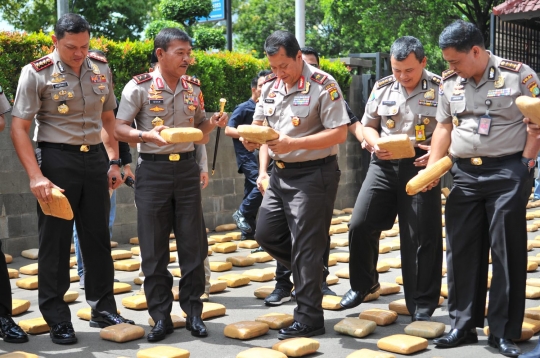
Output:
[159, 0, 213, 27]
[0, 31, 352, 111]
[144, 20, 185, 39]
[193, 26, 226, 51]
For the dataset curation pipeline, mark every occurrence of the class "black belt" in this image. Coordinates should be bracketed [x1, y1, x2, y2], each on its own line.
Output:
[275, 155, 336, 169]
[37, 142, 99, 152]
[140, 151, 195, 162]
[453, 152, 521, 166]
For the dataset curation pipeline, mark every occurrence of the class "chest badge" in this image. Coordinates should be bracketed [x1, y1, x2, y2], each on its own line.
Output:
[452, 115, 460, 126]
[58, 103, 69, 114]
[424, 88, 435, 100]
[152, 117, 164, 127]
[92, 63, 100, 74]
[188, 105, 197, 111]
[150, 106, 164, 112]
[268, 92, 277, 98]
[494, 76, 505, 89]
[423, 118, 430, 125]
[386, 118, 395, 129]
[301, 82, 310, 94]
[291, 116, 301, 126]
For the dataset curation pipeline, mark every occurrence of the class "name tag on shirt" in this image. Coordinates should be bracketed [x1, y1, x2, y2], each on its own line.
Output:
[149, 100, 164, 104]
[382, 101, 396, 106]
[53, 82, 68, 89]
[293, 95, 310, 106]
[450, 96, 464, 102]
[487, 88, 512, 98]
[264, 99, 275, 103]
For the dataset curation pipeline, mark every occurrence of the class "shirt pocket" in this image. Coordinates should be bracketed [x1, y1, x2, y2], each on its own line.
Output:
[449, 98, 466, 115]
[417, 107, 438, 133]
[183, 93, 199, 116]
[377, 104, 400, 131]
[92, 85, 110, 110]
[290, 105, 311, 133]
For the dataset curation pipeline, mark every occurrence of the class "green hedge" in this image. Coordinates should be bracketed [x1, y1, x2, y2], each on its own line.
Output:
[0, 31, 351, 112]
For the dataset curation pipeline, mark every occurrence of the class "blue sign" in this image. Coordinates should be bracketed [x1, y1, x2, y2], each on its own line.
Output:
[198, 0, 226, 22]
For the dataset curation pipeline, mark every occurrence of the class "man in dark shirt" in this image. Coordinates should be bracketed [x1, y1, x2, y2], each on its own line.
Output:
[225, 70, 272, 240]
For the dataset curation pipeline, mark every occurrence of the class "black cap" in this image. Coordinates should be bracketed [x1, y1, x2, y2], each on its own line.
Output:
[150, 49, 158, 64]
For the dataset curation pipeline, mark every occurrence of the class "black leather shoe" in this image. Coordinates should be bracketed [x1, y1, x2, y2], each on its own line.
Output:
[488, 334, 521, 357]
[90, 311, 135, 328]
[0, 316, 28, 343]
[233, 210, 252, 233]
[433, 328, 478, 348]
[50, 322, 77, 345]
[278, 321, 325, 340]
[519, 339, 540, 357]
[240, 235, 255, 241]
[147, 319, 174, 342]
[322, 282, 337, 296]
[340, 283, 380, 309]
[412, 312, 431, 322]
[186, 316, 208, 337]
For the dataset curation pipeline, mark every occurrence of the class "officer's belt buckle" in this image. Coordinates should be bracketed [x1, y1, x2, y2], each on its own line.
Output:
[471, 157, 482, 166]
[80, 145, 90, 152]
[276, 161, 285, 169]
[169, 154, 180, 161]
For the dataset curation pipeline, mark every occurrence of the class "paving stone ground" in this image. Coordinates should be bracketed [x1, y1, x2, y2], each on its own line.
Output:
[2, 200, 540, 358]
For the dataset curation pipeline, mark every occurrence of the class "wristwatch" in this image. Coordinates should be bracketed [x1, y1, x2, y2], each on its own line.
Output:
[521, 157, 536, 171]
[109, 159, 122, 167]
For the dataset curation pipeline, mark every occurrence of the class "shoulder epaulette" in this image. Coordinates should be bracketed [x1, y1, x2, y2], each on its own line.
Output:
[442, 69, 457, 80]
[376, 75, 395, 89]
[310, 72, 328, 85]
[133, 73, 152, 84]
[87, 52, 108, 63]
[431, 75, 442, 86]
[31, 56, 53, 72]
[264, 73, 277, 84]
[499, 59, 522, 72]
[183, 75, 201, 86]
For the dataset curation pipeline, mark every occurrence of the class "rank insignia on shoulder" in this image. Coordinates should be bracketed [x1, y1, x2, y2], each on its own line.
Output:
[133, 73, 152, 84]
[442, 69, 457, 80]
[311, 72, 328, 85]
[87, 52, 108, 63]
[376, 75, 395, 89]
[499, 59, 522, 72]
[183, 75, 201, 87]
[431, 75, 442, 85]
[264, 73, 277, 83]
[31, 56, 53, 72]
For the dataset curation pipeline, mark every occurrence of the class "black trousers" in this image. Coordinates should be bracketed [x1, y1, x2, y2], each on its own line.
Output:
[256, 160, 340, 327]
[445, 154, 532, 339]
[135, 157, 206, 321]
[0, 240, 11, 316]
[36, 146, 116, 325]
[348, 150, 443, 316]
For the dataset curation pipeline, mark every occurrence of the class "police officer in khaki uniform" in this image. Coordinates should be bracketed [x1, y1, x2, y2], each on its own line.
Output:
[340, 37, 443, 322]
[115, 28, 227, 342]
[243, 30, 349, 339]
[0, 90, 28, 344]
[426, 21, 540, 356]
[10, 14, 133, 345]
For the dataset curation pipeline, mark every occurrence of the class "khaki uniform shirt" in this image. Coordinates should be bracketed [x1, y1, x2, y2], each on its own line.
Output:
[362, 69, 441, 146]
[116, 69, 206, 154]
[437, 53, 539, 158]
[11, 50, 116, 145]
[0, 88, 10, 115]
[253, 62, 350, 162]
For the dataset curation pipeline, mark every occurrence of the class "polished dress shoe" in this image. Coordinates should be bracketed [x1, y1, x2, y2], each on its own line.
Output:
[433, 328, 478, 348]
[50, 322, 77, 345]
[90, 311, 135, 328]
[412, 312, 431, 322]
[278, 321, 325, 340]
[340, 283, 380, 309]
[186, 316, 208, 337]
[519, 339, 540, 358]
[147, 319, 174, 342]
[0, 316, 28, 343]
[488, 334, 521, 357]
[232, 210, 252, 233]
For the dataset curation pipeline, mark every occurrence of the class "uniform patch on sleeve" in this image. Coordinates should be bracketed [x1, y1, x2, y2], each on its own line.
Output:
[87, 52, 108, 63]
[431, 75, 442, 85]
[499, 60, 522, 72]
[183, 75, 201, 86]
[522, 74, 533, 84]
[311, 72, 328, 85]
[376, 75, 395, 89]
[442, 69, 457, 80]
[264, 73, 277, 84]
[328, 86, 341, 101]
[133, 73, 152, 84]
[31, 56, 53, 72]
[198, 92, 205, 110]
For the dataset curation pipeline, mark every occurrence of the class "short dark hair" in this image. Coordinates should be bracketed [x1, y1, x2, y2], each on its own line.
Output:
[390, 36, 425, 62]
[54, 13, 91, 40]
[439, 20, 485, 53]
[300, 46, 319, 66]
[264, 30, 300, 59]
[154, 28, 192, 53]
[251, 70, 272, 88]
